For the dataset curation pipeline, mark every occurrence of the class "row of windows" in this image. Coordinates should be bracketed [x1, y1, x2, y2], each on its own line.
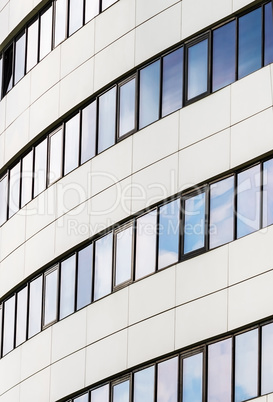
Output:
[0, 0, 272, 226]
[0, 0, 118, 97]
[65, 320, 273, 402]
[1, 154, 273, 357]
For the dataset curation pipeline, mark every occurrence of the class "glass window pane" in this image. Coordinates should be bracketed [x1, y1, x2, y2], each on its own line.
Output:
[0, 174, 8, 225]
[39, 6, 53, 60]
[81, 101, 96, 164]
[209, 177, 234, 249]
[59, 255, 76, 319]
[187, 39, 208, 100]
[91, 384, 109, 402]
[119, 78, 136, 137]
[21, 151, 33, 208]
[48, 128, 63, 185]
[64, 114, 80, 175]
[115, 225, 133, 287]
[0, 305, 2, 354]
[44, 266, 58, 326]
[237, 165, 261, 238]
[28, 276, 43, 338]
[34, 138, 48, 197]
[212, 21, 236, 91]
[113, 380, 130, 402]
[26, 18, 39, 72]
[235, 329, 258, 402]
[135, 210, 157, 280]
[238, 8, 262, 79]
[102, 0, 116, 11]
[134, 366, 154, 402]
[74, 393, 89, 402]
[54, 0, 67, 46]
[139, 60, 160, 129]
[162, 47, 183, 117]
[263, 158, 273, 227]
[9, 161, 21, 218]
[15, 286, 28, 347]
[184, 191, 206, 254]
[69, 0, 84, 36]
[94, 233, 113, 301]
[98, 87, 116, 153]
[0, 56, 3, 98]
[208, 339, 232, 402]
[77, 244, 93, 310]
[14, 32, 26, 84]
[3, 296, 15, 356]
[265, 2, 273, 66]
[158, 357, 178, 402]
[262, 323, 273, 394]
[3, 45, 13, 95]
[85, 0, 99, 23]
[158, 199, 180, 269]
[183, 353, 203, 402]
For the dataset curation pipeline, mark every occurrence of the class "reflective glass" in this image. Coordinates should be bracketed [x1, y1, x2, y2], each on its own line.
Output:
[263, 158, 273, 227]
[157, 357, 178, 402]
[54, 0, 67, 46]
[158, 199, 180, 269]
[113, 380, 130, 402]
[119, 78, 136, 137]
[235, 329, 258, 402]
[264, 2, 273, 65]
[59, 255, 76, 319]
[183, 353, 203, 402]
[102, 0, 116, 11]
[187, 39, 208, 100]
[28, 276, 43, 338]
[115, 225, 133, 286]
[34, 138, 47, 197]
[135, 210, 157, 280]
[85, 0, 99, 22]
[237, 165, 261, 238]
[44, 267, 58, 326]
[238, 8, 262, 79]
[48, 128, 63, 185]
[69, 0, 84, 36]
[0, 306, 2, 354]
[134, 366, 154, 402]
[0, 174, 8, 225]
[209, 177, 234, 249]
[74, 393, 88, 402]
[91, 384, 109, 402]
[15, 286, 28, 347]
[208, 339, 232, 402]
[81, 101, 96, 164]
[184, 191, 206, 254]
[139, 60, 160, 129]
[26, 19, 39, 72]
[77, 244, 93, 310]
[98, 87, 116, 153]
[94, 233, 113, 301]
[8, 161, 20, 218]
[39, 6, 53, 60]
[3, 45, 13, 95]
[21, 151, 33, 208]
[212, 21, 236, 91]
[0, 56, 2, 98]
[162, 47, 183, 117]
[262, 323, 273, 394]
[3, 296, 15, 356]
[14, 32, 26, 84]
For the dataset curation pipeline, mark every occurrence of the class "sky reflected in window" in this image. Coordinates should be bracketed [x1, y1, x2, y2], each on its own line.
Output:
[157, 357, 178, 402]
[113, 380, 130, 402]
[184, 192, 206, 254]
[139, 61, 160, 129]
[183, 353, 203, 402]
[94, 233, 113, 300]
[115, 225, 133, 286]
[134, 366, 154, 402]
[264, 2, 273, 65]
[119, 78, 136, 137]
[162, 47, 183, 116]
[261, 323, 273, 394]
[263, 158, 273, 227]
[187, 39, 208, 100]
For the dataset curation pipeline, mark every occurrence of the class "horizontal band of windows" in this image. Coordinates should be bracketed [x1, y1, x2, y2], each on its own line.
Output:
[1, 152, 273, 358]
[62, 318, 273, 402]
[0, 0, 272, 225]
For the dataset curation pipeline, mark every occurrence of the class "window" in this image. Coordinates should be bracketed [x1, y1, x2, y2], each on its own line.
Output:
[91, 385, 109, 402]
[0, 174, 8, 225]
[114, 224, 133, 287]
[3, 44, 13, 96]
[14, 32, 26, 85]
[157, 357, 178, 402]
[212, 21, 236, 91]
[69, 0, 84, 36]
[28, 276, 43, 338]
[39, 5, 53, 60]
[85, 0, 99, 23]
[21, 151, 33, 208]
[113, 380, 130, 402]
[8, 161, 21, 218]
[263, 158, 273, 227]
[64, 114, 80, 175]
[118, 77, 136, 138]
[26, 18, 39, 72]
[135, 210, 157, 280]
[77, 244, 93, 310]
[183, 191, 206, 254]
[261, 323, 273, 394]
[0, 56, 2, 98]
[81, 101, 96, 164]
[102, 0, 116, 11]
[134, 366, 154, 402]
[48, 128, 63, 185]
[43, 266, 58, 327]
[182, 352, 203, 402]
[162, 47, 183, 117]
[74, 393, 89, 402]
[238, 7, 262, 79]
[264, 2, 273, 65]
[34, 138, 48, 197]
[2, 296, 15, 356]
[139, 60, 160, 129]
[98, 87, 116, 153]
[186, 37, 209, 101]
[94, 233, 113, 301]
[59, 255, 76, 319]
[15, 286, 28, 347]
[54, 0, 67, 46]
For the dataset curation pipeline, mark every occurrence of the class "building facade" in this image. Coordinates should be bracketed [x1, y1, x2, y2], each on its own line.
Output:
[0, 0, 273, 401]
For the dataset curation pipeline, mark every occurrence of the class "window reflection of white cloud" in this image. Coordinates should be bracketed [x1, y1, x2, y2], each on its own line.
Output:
[94, 233, 113, 300]
[134, 366, 154, 402]
[183, 353, 203, 402]
[91, 384, 109, 402]
[158, 250, 178, 268]
[113, 380, 130, 402]
[261, 323, 273, 394]
[157, 357, 178, 402]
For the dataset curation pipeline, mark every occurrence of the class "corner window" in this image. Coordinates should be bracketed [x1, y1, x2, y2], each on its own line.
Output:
[77, 244, 93, 310]
[98, 87, 116, 153]
[64, 114, 80, 175]
[48, 127, 63, 185]
[81, 101, 96, 164]
[139, 60, 160, 129]
[14, 32, 26, 85]
[186, 37, 209, 101]
[28, 275, 43, 338]
[2, 296, 15, 356]
[118, 77, 136, 138]
[162, 47, 183, 117]
[85, 0, 99, 23]
[3, 44, 13, 96]
[15, 286, 28, 347]
[114, 224, 133, 287]
[39, 5, 53, 61]
[26, 18, 39, 72]
[69, 0, 84, 36]
[54, 0, 68, 46]
[59, 255, 76, 320]
[94, 233, 113, 301]
[21, 150, 33, 208]
[182, 352, 203, 402]
[43, 265, 59, 327]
